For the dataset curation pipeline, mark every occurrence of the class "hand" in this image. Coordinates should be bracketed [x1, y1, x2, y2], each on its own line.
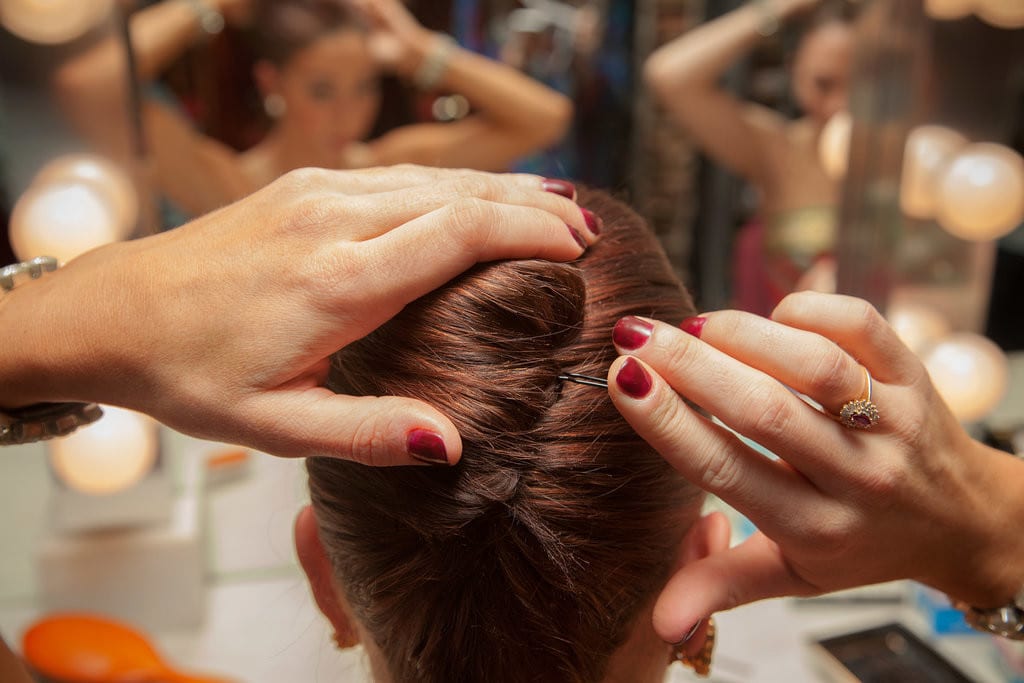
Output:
[607, 291, 1024, 644]
[8, 166, 593, 466]
[346, 0, 433, 73]
[213, 0, 254, 27]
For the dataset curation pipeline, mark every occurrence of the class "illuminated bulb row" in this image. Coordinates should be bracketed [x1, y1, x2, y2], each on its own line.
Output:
[0, 0, 113, 44]
[10, 154, 138, 264]
[887, 304, 1008, 423]
[925, 0, 1024, 28]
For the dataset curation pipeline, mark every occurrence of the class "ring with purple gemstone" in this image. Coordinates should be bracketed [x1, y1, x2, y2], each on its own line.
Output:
[837, 367, 880, 430]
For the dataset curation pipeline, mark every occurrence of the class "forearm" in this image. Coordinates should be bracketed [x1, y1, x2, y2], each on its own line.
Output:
[403, 33, 572, 148]
[128, 0, 218, 82]
[645, 0, 807, 95]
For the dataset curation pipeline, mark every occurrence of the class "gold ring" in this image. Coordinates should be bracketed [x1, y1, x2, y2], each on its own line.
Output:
[837, 367, 880, 430]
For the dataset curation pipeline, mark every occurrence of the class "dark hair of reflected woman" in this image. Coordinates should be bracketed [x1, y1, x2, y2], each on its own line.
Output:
[307, 189, 703, 683]
[249, 0, 363, 66]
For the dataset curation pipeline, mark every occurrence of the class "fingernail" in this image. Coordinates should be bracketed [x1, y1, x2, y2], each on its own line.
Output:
[680, 316, 707, 339]
[670, 619, 704, 647]
[407, 429, 449, 465]
[613, 316, 653, 350]
[580, 207, 602, 235]
[542, 178, 576, 200]
[615, 357, 652, 399]
[567, 225, 587, 249]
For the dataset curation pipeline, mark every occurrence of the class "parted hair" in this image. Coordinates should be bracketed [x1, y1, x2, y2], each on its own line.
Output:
[250, 0, 363, 66]
[307, 189, 702, 683]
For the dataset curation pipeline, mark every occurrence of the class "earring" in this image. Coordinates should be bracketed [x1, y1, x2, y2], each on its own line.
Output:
[669, 617, 716, 677]
[332, 625, 359, 650]
[263, 93, 286, 119]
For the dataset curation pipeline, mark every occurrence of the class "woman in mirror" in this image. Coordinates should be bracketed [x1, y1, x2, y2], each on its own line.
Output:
[644, 0, 857, 315]
[55, 0, 573, 223]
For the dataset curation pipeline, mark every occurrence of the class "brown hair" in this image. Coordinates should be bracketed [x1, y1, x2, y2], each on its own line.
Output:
[307, 189, 702, 683]
[249, 0, 364, 66]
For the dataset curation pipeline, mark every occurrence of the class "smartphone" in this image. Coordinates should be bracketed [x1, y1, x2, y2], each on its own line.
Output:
[810, 622, 975, 683]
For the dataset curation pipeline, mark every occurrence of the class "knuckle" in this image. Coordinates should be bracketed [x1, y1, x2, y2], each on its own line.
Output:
[277, 166, 329, 193]
[346, 409, 393, 467]
[849, 298, 885, 338]
[801, 511, 855, 558]
[807, 345, 853, 399]
[697, 445, 746, 496]
[856, 459, 904, 498]
[445, 198, 498, 246]
[735, 386, 793, 443]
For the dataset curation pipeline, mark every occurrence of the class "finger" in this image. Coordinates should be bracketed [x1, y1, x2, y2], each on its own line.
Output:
[611, 323, 856, 489]
[682, 309, 873, 416]
[771, 291, 925, 386]
[607, 354, 821, 535]
[240, 387, 463, 466]
[652, 533, 819, 644]
[355, 199, 589, 320]
[330, 174, 592, 243]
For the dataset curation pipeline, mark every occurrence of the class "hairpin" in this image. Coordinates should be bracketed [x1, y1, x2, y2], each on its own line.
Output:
[557, 373, 609, 388]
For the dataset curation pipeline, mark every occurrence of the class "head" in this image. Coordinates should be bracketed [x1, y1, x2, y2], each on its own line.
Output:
[250, 0, 380, 158]
[297, 190, 728, 682]
[790, 2, 857, 124]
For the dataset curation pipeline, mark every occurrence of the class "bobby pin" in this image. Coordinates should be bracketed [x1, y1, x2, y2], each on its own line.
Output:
[557, 373, 609, 388]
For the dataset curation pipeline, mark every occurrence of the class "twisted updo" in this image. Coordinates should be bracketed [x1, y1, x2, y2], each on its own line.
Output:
[307, 189, 702, 683]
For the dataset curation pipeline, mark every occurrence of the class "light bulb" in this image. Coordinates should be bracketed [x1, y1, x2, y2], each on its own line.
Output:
[975, 0, 1024, 28]
[49, 407, 158, 496]
[899, 125, 967, 220]
[923, 333, 1009, 423]
[935, 143, 1024, 241]
[0, 0, 113, 45]
[923, 0, 975, 20]
[886, 303, 952, 356]
[34, 155, 138, 239]
[818, 111, 852, 180]
[9, 180, 119, 263]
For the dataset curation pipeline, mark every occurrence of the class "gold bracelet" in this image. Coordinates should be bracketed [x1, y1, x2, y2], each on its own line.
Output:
[0, 257, 104, 446]
[413, 33, 456, 91]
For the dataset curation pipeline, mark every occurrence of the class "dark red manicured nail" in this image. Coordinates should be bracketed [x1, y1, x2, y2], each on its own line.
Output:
[580, 208, 602, 235]
[542, 179, 576, 200]
[680, 316, 707, 338]
[407, 429, 449, 465]
[567, 225, 587, 249]
[616, 357, 653, 399]
[613, 316, 653, 350]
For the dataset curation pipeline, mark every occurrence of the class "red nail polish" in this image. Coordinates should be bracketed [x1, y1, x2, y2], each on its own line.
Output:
[567, 225, 587, 249]
[613, 316, 653, 350]
[580, 207, 602, 235]
[542, 179, 576, 200]
[680, 316, 707, 338]
[616, 357, 652, 398]
[407, 429, 448, 465]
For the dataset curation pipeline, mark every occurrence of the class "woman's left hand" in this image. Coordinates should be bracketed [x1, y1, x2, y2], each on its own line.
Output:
[607, 291, 1024, 645]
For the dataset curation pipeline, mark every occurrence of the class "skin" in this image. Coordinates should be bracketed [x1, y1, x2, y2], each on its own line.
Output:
[644, 0, 853, 216]
[607, 292, 1024, 655]
[0, 165, 597, 465]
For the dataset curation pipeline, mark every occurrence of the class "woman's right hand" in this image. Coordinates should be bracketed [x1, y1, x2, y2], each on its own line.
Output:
[607, 292, 1024, 646]
[3, 166, 593, 466]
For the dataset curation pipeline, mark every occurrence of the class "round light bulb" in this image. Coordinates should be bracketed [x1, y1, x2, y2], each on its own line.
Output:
[935, 143, 1024, 241]
[886, 303, 952, 356]
[899, 125, 967, 220]
[975, 0, 1024, 28]
[818, 110, 852, 180]
[9, 180, 119, 263]
[923, 333, 1009, 423]
[34, 155, 138, 239]
[923, 0, 975, 20]
[49, 407, 158, 496]
[0, 0, 113, 45]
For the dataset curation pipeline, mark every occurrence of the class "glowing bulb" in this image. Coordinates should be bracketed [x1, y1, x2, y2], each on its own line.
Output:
[900, 125, 967, 220]
[935, 143, 1024, 241]
[9, 181, 119, 263]
[34, 155, 138, 239]
[975, 0, 1024, 28]
[49, 407, 158, 496]
[0, 0, 113, 45]
[886, 303, 952, 356]
[923, 333, 1008, 423]
[923, 0, 975, 20]
[818, 111, 852, 180]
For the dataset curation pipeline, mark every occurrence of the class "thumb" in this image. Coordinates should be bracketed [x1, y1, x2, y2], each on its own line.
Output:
[242, 388, 463, 466]
[653, 532, 817, 644]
